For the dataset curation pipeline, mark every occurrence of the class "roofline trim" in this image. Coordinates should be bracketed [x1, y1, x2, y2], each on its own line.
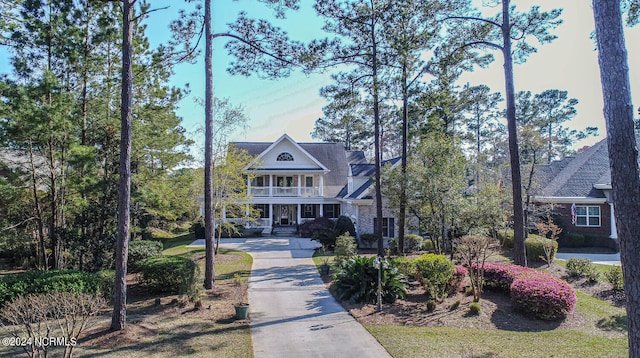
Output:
[532, 196, 608, 204]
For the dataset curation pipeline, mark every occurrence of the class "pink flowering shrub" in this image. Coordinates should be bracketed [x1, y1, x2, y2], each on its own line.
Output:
[475, 262, 577, 320]
[449, 265, 469, 293]
[511, 275, 577, 320]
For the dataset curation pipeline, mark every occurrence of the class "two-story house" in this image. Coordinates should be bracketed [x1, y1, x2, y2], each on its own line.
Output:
[206, 134, 400, 238]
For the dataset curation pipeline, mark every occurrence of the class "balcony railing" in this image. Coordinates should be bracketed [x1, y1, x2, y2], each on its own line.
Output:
[249, 186, 321, 197]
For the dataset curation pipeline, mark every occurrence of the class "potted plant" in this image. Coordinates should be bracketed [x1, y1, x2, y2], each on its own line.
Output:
[233, 274, 249, 320]
[319, 246, 331, 276]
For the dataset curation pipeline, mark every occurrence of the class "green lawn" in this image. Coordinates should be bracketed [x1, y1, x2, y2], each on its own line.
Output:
[366, 325, 628, 358]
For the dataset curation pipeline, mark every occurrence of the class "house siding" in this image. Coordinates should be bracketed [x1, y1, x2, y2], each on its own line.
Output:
[552, 203, 618, 249]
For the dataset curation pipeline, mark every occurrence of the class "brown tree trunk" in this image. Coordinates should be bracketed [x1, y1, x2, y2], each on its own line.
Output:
[203, 0, 216, 290]
[398, 62, 409, 255]
[592, 1, 640, 355]
[111, 0, 134, 331]
[502, 0, 526, 266]
[371, 6, 383, 259]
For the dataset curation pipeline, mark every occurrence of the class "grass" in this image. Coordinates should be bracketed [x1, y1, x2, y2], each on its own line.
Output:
[366, 325, 628, 358]
[0, 233, 254, 358]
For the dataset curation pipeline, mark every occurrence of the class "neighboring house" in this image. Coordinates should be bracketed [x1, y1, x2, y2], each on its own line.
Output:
[532, 135, 635, 250]
[204, 134, 401, 238]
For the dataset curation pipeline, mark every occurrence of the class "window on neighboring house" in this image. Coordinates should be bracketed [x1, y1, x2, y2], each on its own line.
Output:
[253, 204, 269, 219]
[277, 152, 294, 161]
[374, 217, 395, 238]
[323, 204, 341, 218]
[302, 204, 316, 218]
[576, 205, 601, 227]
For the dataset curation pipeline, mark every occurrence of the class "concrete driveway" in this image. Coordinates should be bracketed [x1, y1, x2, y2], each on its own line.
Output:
[189, 237, 391, 358]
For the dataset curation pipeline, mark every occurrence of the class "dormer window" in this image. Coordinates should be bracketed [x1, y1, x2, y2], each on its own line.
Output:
[277, 152, 294, 161]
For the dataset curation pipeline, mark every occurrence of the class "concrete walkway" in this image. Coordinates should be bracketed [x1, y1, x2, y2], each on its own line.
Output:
[189, 237, 391, 358]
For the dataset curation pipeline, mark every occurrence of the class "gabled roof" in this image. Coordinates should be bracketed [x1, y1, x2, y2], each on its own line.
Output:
[242, 134, 329, 172]
[231, 134, 363, 198]
[534, 134, 640, 201]
[339, 157, 401, 200]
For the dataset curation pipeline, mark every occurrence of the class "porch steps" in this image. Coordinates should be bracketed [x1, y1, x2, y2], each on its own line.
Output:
[271, 226, 298, 237]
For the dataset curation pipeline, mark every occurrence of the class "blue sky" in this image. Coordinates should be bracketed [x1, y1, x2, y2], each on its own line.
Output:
[1, 1, 639, 159]
[149, 0, 640, 154]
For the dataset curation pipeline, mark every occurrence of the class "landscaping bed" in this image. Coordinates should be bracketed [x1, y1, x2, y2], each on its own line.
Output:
[318, 246, 628, 357]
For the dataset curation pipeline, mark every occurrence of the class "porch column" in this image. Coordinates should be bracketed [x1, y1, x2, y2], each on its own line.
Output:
[319, 175, 324, 196]
[298, 175, 302, 196]
[269, 175, 273, 196]
[320, 203, 324, 218]
[297, 204, 302, 226]
[609, 203, 618, 239]
[269, 203, 273, 228]
[247, 175, 251, 195]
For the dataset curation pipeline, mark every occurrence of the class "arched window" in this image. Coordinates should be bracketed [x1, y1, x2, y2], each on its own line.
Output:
[277, 152, 294, 161]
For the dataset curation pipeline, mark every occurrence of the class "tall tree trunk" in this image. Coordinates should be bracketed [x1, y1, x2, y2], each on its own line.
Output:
[592, 1, 640, 355]
[111, 0, 134, 331]
[203, 0, 216, 290]
[371, 6, 383, 259]
[398, 62, 408, 255]
[29, 142, 47, 270]
[501, 0, 526, 266]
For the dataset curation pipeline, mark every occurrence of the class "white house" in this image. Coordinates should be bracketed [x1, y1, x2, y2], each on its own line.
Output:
[203, 134, 401, 238]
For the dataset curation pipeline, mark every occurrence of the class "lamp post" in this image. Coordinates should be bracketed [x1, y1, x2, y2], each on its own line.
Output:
[374, 256, 386, 312]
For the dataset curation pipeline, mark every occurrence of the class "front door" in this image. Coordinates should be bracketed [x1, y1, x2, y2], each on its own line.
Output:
[274, 204, 297, 226]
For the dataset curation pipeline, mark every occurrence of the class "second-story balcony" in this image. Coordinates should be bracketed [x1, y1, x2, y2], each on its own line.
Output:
[250, 186, 321, 197]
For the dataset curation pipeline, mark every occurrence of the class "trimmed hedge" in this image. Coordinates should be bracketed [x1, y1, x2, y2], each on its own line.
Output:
[479, 262, 576, 320]
[525, 234, 558, 263]
[138, 256, 199, 296]
[414, 254, 454, 301]
[0, 270, 113, 305]
[128, 240, 163, 272]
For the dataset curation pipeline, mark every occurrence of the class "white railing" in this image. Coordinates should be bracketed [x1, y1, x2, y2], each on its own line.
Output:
[249, 186, 321, 197]
[273, 187, 297, 196]
[250, 187, 270, 196]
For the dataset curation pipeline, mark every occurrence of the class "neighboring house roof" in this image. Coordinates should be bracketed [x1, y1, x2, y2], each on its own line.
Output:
[533, 135, 640, 203]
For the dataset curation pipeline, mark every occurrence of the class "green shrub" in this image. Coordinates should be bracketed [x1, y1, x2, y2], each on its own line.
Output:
[393, 257, 418, 280]
[0, 270, 105, 305]
[333, 256, 407, 304]
[421, 239, 435, 252]
[469, 302, 481, 315]
[335, 215, 356, 237]
[426, 300, 436, 311]
[312, 228, 337, 249]
[449, 300, 461, 311]
[190, 217, 205, 239]
[334, 234, 357, 263]
[604, 266, 624, 291]
[138, 256, 200, 297]
[565, 233, 585, 247]
[525, 234, 558, 263]
[128, 240, 163, 272]
[96, 270, 115, 301]
[566, 258, 595, 278]
[299, 217, 334, 238]
[404, 234, 424, 252]
[497, 229, 514, 248]
[414, 253, 454, 302]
